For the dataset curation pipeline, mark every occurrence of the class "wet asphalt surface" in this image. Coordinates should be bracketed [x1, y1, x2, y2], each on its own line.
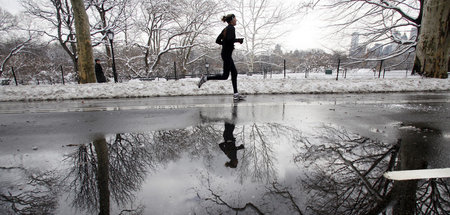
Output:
[0, 92, 449, 214]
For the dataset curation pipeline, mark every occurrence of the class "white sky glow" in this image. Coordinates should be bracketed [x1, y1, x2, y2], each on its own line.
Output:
[1, 0, 343, 52]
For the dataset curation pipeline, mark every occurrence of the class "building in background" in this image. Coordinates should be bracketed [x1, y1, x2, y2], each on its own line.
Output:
[349, 33, 366, 58]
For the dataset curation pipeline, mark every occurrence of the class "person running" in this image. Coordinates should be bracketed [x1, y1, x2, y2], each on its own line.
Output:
[198, 14, 245, 101]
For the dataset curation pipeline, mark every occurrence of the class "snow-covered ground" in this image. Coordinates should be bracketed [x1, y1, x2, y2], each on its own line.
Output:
[0, 69, 448, 102]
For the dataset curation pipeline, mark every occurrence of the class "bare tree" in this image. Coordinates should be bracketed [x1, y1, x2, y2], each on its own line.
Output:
[174, 0, 221, 76]
[0, 37, 33, 77]
[0, 8, 33, 77]
[88, 0, 130, 74]
[318, 0, 421, 60]
[129, 0, 200, 77]
[315, 0, 448, 78]
[297, 49, 334, 73]
[224, 0, 302, 75]
[21, 0, 79, 76]
[0, 8, 16, 32]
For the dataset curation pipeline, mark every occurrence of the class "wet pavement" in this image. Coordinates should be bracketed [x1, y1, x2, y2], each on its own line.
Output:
[0, 92, 449, 214]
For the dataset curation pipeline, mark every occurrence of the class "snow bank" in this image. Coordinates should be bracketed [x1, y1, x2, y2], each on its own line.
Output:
[0, 72, 449, 102]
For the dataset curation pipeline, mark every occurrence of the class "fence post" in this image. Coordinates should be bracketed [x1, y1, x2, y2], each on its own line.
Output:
[378, 60, 383, 78]
[336, 58, 341, 81]
[11, 67, 18, 86]
[60, 65, 65, 85]
[283, 59, 286, 79]
[174, 61, 177, 80]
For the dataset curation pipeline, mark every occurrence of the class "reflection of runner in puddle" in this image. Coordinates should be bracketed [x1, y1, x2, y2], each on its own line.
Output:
[200, 104, 245, 168]
[219, 120, 244, 168]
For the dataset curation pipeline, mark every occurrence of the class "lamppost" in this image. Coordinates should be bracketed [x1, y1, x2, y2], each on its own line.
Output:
[205, 62, 210, 76]
[106, 30, 118, 83]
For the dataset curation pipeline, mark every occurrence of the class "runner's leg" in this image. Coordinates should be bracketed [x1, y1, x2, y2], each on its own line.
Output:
[230, 58, 238, 94]
[208, 53, 231, 80]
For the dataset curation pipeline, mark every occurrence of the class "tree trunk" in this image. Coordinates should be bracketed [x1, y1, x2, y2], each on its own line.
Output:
[391, 122, 443, 214]
[414, 0, 449, 78]
[93, 137, 110, 215]
[71, 0, 96, 83]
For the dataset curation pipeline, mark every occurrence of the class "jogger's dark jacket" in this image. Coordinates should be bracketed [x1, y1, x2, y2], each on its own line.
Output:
[216, 24, 239, 52]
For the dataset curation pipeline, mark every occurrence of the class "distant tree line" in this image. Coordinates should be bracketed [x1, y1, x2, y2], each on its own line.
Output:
[0, 37, 416, 85]
[0, 0, 307, 84]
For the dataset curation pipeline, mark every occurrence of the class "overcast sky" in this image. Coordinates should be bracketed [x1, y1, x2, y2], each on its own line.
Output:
[281, 11, 344, 52]
[0, 0, 21, 14]
[0, 0, 347, 52]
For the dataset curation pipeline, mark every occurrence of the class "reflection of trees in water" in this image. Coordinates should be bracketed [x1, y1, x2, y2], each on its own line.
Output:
[66, 143, 98, 213]
[146, 121, 300, 183]
[196, 171, 306, 215]
[238, 123, 277, 183]
[296, 124, 450, 214]
[151, 125, 222, 167]
[392, 123, 449, 215]
[197, 173, 265, 215]
[64, 125, 223, 214]
[295, 125, 399, 214]
[109, 134, 155, 204]
[197, 124, 449, 214]
[195, 122, 307, 214]
[65, 135, 149, 214]
[0, 167, 60, 214]
[416, 178, 450, 214]
[238, 123, 303, 183]
[94, 120, 301, 214]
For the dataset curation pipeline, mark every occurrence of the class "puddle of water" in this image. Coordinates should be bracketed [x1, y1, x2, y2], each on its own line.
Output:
[1, 100, 449, 214]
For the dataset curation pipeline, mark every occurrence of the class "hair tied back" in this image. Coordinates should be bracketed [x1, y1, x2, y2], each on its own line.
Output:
[221, 14, 235, 23]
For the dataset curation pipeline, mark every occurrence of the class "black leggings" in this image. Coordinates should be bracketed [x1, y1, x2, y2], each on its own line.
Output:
[207, 51, 238, 94]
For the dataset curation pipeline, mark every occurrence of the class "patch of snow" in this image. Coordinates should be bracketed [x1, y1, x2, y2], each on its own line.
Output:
[0, 71, 448, 102]
[398, 125, 420, 131]
[384, 168, 450, 180]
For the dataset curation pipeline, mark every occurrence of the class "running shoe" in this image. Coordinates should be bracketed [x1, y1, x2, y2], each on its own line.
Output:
[233, 93, 246, 101]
